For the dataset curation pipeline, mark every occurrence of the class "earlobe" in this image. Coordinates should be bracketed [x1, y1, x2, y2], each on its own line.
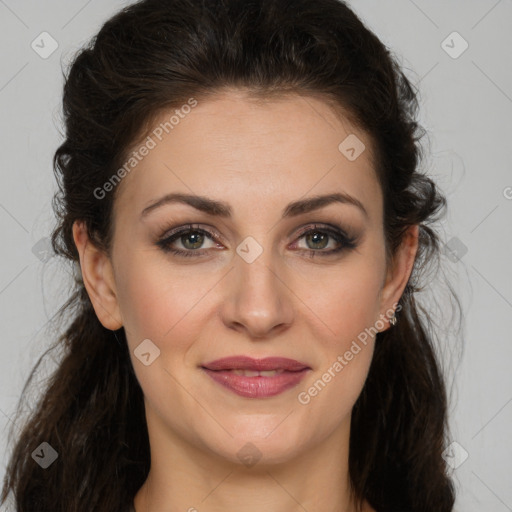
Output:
[72, 220, 123, 331]
[379, 224, 419, 330]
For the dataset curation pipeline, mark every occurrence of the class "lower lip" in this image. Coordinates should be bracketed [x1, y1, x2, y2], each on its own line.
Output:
[202, 368, 310, 398]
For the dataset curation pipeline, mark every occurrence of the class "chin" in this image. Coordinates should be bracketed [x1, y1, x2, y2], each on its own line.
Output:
[206, 419, 308, 467]
[216, 438, 304, 469]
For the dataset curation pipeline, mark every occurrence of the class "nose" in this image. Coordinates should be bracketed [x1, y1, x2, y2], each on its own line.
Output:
[220, 247, 294, 340]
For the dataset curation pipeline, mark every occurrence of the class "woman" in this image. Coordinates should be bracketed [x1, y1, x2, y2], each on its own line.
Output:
[1, 0, 457, 511]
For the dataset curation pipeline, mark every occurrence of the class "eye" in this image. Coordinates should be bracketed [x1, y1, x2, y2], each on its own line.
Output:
[298, 229, 338, 250]
[156, 223, 358, 259]
[291, 224, 357, 258]
[156, 224, 220, 257]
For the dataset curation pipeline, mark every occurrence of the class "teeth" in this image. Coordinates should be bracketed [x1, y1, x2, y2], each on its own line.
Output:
[230, 369, 284, 377]
[260, 370, 282, 377]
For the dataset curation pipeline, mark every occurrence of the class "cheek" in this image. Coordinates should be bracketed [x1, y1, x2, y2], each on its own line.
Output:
[115, 256, 214, 412]
[115, 252, 211, 343]
[293, 252, 385, 410]
[310, 272, 381, 379]
[300, 258, 385, 343]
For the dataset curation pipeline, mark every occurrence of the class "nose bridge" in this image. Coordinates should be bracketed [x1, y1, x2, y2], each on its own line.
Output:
[222, 234, 294, 337]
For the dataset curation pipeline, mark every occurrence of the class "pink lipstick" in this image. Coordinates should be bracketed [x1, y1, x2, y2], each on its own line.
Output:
[201, 356, 310, 398]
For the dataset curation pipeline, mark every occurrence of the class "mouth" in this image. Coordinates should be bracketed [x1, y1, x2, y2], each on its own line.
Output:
[201, 355, 310, 372]
[219, 369, 289, 377]
[200, 356, 311, 398]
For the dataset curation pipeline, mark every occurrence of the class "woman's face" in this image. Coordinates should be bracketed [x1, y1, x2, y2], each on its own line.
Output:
[75, 90, 416, 466]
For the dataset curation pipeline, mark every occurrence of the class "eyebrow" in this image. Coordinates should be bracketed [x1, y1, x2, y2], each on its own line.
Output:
[140, 191, 368, 220]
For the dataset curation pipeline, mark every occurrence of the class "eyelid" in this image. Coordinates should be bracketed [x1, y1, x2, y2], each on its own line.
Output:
[158, 222, 354, 245]
[292, 222, 354, 241]
[159, 223, 226, 244]
[156, 221, 359, 257]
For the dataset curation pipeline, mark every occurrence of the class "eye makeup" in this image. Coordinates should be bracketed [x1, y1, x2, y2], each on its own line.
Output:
[154, 221, 360, 260]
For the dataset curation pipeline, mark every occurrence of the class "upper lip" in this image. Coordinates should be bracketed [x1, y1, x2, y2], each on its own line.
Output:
[202, 356, 310, 372]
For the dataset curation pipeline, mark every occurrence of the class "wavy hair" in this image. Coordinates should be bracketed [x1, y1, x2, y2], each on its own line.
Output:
[2, 0, 458, 510]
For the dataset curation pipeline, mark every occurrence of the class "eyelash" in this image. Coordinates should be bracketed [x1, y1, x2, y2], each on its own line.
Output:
[156, 223, 358, 259]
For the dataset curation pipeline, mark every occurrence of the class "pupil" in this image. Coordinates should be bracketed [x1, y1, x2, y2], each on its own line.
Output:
[307, 232, 328, 249]
[183, 232, 203, 249]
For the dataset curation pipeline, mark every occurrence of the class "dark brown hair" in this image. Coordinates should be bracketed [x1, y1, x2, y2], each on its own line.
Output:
[2, 0, 458, 510]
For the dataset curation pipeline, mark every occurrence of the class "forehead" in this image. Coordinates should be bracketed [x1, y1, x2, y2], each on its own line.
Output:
[113, 90, 382, 224]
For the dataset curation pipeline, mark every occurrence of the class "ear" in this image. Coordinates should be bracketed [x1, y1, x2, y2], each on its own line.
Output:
[72, 220, 123, 331]
[378, 224, 419, 330]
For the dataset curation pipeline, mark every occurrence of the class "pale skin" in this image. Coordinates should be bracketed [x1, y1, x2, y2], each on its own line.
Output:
[73, 89, 419, 512]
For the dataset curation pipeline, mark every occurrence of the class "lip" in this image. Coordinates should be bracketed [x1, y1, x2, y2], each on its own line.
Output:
[201, 356, 311, 398]
[202, 356, 310, 372]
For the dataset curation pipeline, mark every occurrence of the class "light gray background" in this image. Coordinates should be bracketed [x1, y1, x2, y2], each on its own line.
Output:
[0, 1, 511, 511]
